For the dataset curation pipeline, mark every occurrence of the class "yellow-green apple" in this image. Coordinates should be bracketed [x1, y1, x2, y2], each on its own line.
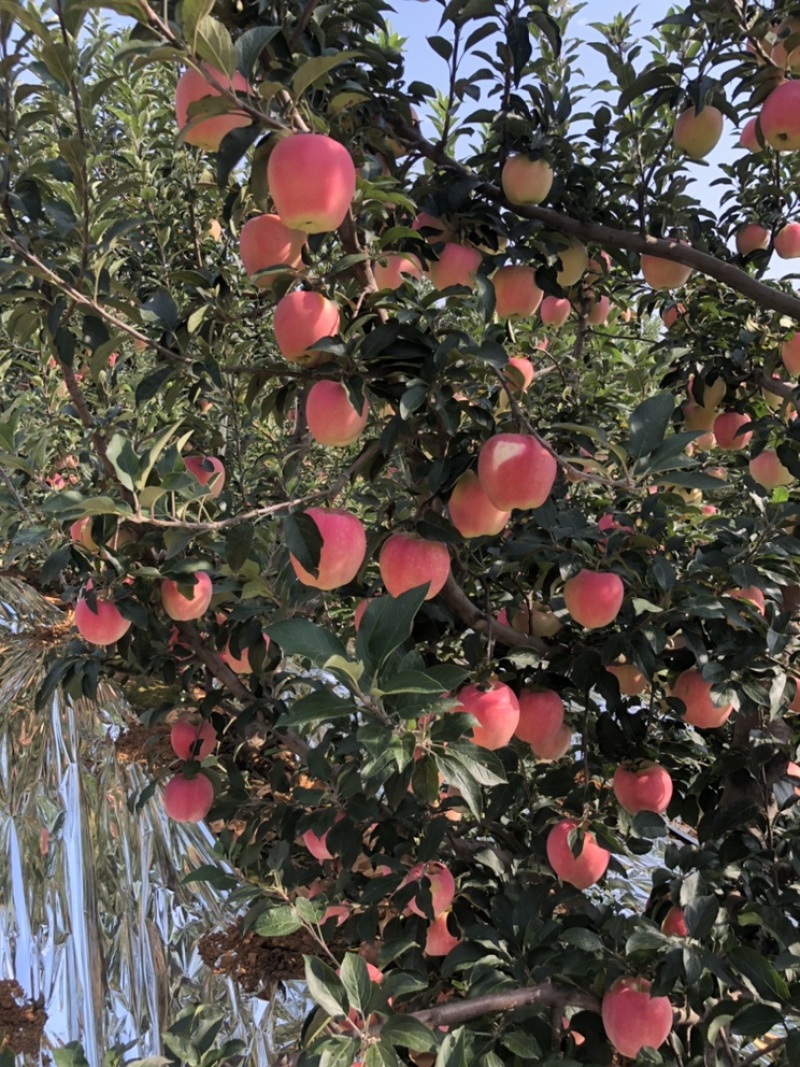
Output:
[424, 912, 460, 956]
[428, 243, 481, 290]
[306, 381, 369, 447]
[673, 104, 723, 158]
[760, 81, 800, 150]
[670, 667, 733, 728]
[267, 133, 356, 233]
[529, 604, 562, 637]
[749, 449, 794, 489]
[601, 977, 673, 1058]
[783, 333, 800, 373]
[563, 569, 624, 629]
[612, 762, 673, 814]
[540, 295, 571, 326]
[683, 401, 716, 450]
[503, 356, 535, 393]
[70, 517, 98, 552]
[174, 65, 250, 150]
[514, 688, 564, 747]
[273, 290, 340, 366]
[452, 680, 520, 750]
[586, 293, 610, 325]
[735, 223, 770, 256]
[713, 411, 752, 450]
[171, 717, 217, 760]
[606, 662, 647, 696]
[556, 241, 588, 286]
[641, 248, 693, 289]
[739, 116, 762, 152]
[400, 860, 455, 916]
[491, 265, 543, 318]
[75, 592, 132, 645]
[239, 214, 306, 285]
[373, 252, 422, 289]
[448, 470, 510, 538]
[379, 532, 450, 600]
[546, 819, 610, 889]
[184, 455, 226, 498]
[661, 906, 687, 937]
[775, 222, 800, 258]
[661, 303, 686, 328]
[726, 585, 765, 614]
[290, 508, 367, 589]
[532, 723, 572, 760]
[477, 433, 557, 510]
[500, 155, 553, 205]
[162, 772, 214, 822]
[161, 571, 213, 621]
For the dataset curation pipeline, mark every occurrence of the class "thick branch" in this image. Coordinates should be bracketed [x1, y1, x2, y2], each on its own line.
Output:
[411, 983, 599, 1028]
[440, 573, 555, 655]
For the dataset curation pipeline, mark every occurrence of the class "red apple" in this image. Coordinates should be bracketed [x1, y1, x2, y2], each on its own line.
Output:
[448, 470, 510, 538]
[491, 265, 543, 318]
[378, 532, 450, 600]
[452, 681, 520, 750]
[540, 295, 571, 326]
[306, 381, 369, 447]
[373, 252, 422, 290]
[501, 155, 553, 205]
[428, 243, 481, 290]
[661, 906, 687, 937]
[670, 667, 733, 729]
[400, 860, 455, 917]
[477, 433, 557, 511]
[161, 571, 213, 621]
[713, 411, 752, 450]
[220, 633, 270, 674]
[184, 455, 226, 498]
[162, 772, 214, 823]
[735, 223, 770, 256]
[760, 81, 800, 151]
[775, 222, 800, 258]
[563, 570, 624, 629]
[739, 117, 761, 152]
[601, 976, 673, 1058]
[273, 290, 340, 366]
[171, 718, 217, 760]
[514, 688, 564, 746]
[661, 303, 686, 329]
[74, 593, 132, 645]
[290, 508, 367, 590]
[673, 104, 723, 158]
[239, 213, 306, 284]
[546, 819, 610, 889]
[749, 449, 794, 490]
[424, 912, 461, 957]
[612, 762, 673, 815]
[531, 723, 572, 760]
[782, 332, 800, 374]
[586, 293, 610, 325]
[267, 134, 356, 233]
[641, 246, 693, 289]
[606, 663, 647, 696]
[174, 65, 250, 151]
[503, 356, 535, 393]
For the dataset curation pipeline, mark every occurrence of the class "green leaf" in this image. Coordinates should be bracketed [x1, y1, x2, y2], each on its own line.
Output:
[381, 1016, 438, 1052]
[265, 619, 347, 666]
[236, 26, 281, 76]
[179, 0, 215, 40]
[253, 905, 302, 938]
[628, 393, 674, 460]
[375, 670, 449, 696]
[292, 52, 361, 100]
[304, 956, 348, 1018]
[53, 1045, 90, 1067]
[276, 689, 357, 727]
[728, 946, 790, 1002]
[284, 512, 323, 578]
[685, 895, 718, 939]
[339, 952, 373, 1017]
[365, 1043, 403, 1067]
[356, 586, 427, 675]
[443, 740, 507, 785]
[729, 1003, 783, 1039]
[106, 434, 139, 492]
[194, 16, 236, 77]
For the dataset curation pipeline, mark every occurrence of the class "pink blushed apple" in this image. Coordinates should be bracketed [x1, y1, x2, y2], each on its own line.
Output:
[612, 763, 673, 814]
[290, 508, 367, 590]
[782, 333, 800, 374]
[400, 860, 455, 917]
[670, 667, 733, 729]
[174, 65, 250, 151]
[503, 356, 535, 393]
[713, 411, 752, 450]
[306, 381, 369, 447]
[749, 449, 794, 490]
[239, 214, 306, 284]
[563, 570, 624, 629]
[661, 906, 687, 937]
[447, 470, 510, 538]
[74, 593, 132, 646]
[641, 245, 693, 289]
[514, 688, 564, 747]
[267, 133, 357, 233]
[161, 773, 214, 823]
[273, 291, 340, 367]
[501, 155, 553, 205]
[378, 532, 450, 600]
[760, 81, 800, 151]
[491, 265, 543, 318]
[540, 295, 571, 326]
[171, 718, 217, 760]
[373, 252, 422, 290]
[673, 104, 723, 158]
[161, 571, 213, 621]
[452, 681, 520, 750]
[477, 433, 557, 511]
[184, 455, 226, 498]
[601, 977, 673, 1058]
[428, 243, 481, 290]
[775, 222, 800, 258]
[424, 912, 461, 957]
[735, 223, 770, 256]
[546, 819, 610, 889]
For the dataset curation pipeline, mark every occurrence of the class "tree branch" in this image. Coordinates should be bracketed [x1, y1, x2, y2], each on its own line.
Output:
[411, 982, 599, 1028]
[439, 573, 556, 655]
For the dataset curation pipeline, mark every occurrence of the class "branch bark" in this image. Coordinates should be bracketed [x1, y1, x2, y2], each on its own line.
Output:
[439, 573, 556, 656]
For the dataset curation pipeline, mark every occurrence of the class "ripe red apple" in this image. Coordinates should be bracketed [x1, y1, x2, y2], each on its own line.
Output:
[220, 633, 270, 674]
[452, 681, 520, 750]
[428, 243, 481, 290]
[491, 265, 543, 318]
[290, 508, 367, 590]
[713, 411, 752, 450]
[670, 667, 733, 729]
[546, 819, 610, 889]
[184, 455, 226, 498]
[378, 532, 450, 600]
[540, 295, 571, 326]
[760, 81, 800, 150]
[74, 593, 132, 645]
[601, 976, 673, 1058]
[563, 570, 624, 629]
[739, 117, 762, 152]
[373, 252, 422, 290]
[273, 290, 340, 366]
[606, 663, 647, 696]
[673, 104, 723, 158]
[515, 688, 564, 747]
[448, 470, 510, 538]
[501, 155, 553, 205]
[749, 449, 794, 490]
[782, 333, 800, 374]
[174, 65, 250, 151]
[239, 214, 306, 285]
[531, 723, 572, 760]
[306, 381, 369, 447]
[400, 860, 455, 917]
[735, 223, 770, 256]
[171, 717, 217, 760]
[161, 571, 213, 621]
[477, 433, 557, 511]
[162, 772, 214, 823]
[267, 134, 356, 233]
[661, 303, 686, 328]
[585, 293, 610, 325]
[641, 249, 693, 289]
[424, 912, 461, 957]
[661, 905, 687, 937]
[503, 356, 535, 393]
[775, 222, 800, 258]
[612, 762, 673, 814]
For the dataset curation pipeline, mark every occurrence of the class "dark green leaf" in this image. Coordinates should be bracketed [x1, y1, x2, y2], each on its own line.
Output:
[265, 619, 347, 666]
[628, 393, 674, 460]
[304, 956, 348, 1019]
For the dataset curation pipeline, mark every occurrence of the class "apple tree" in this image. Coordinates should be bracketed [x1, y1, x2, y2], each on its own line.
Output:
[2, 0, 800, 1063]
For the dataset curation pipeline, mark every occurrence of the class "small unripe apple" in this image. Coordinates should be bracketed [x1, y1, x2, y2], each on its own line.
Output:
[428, 243, 481, 290]
[641, 248, 693, 289]
[602, 976, 673, 1058]
[735, 223, 770, 256]
[452, 681, 520, 750]
[290, 508, 367, 590]
[612, 762, 673, 814]
[514, 688, 564, 747]
[373, 252, 422, 290]
[75, 593, 132, 645]
[306, 381, 369, 447]
[447, 470, 510, 538]
[749, 449, 794, 490]
[424, 912, 461, 957]
[501, 155, 553, 205]
[670, 667, 733, 729]
[161, 571, 213, 621]
[477, 433, 557, 511]
[760, 81, 800, 151]
[673, 104, 723, 158]
[540, 295, 571, 326]
[782, 333, 800, 374]
[661, 906, 687, 937]
[546, 819, 610, 889]
[503, 356, 535, 393]
[273, 291, 340, 366]
[174, 65, 250, 151]
[555, 242, 588, 286]
[739, 117, 762, 152]
[239, 214, 306, 284]
[267, 134, 357, 233]
[775, 222, 800, 258]
[400, 861, 455, 917]
[606, 662, 647, 696]
[184, 455, 226, 498]
[378, 532, 450, 600]
[162, 772, 214, 823]
[563, 570, 624, 629]
[171, 717, 217, 760]
[713, 411, 752, 450]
